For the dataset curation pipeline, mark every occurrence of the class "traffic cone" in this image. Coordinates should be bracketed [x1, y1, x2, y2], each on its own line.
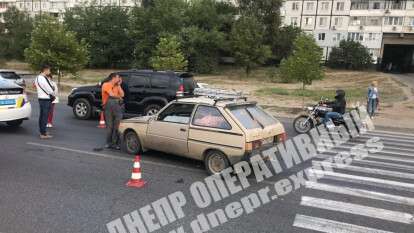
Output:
[97, 112, 106, 128]
[126, 155, 146, 188]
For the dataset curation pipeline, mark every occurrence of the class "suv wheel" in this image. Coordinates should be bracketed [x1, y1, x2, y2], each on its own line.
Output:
[204, 150, 230, 175]
[6, 119, 23, 127]
[73, 98, 92, 120]
[124, 131, 142, 155]
[144, 104, 162, 116]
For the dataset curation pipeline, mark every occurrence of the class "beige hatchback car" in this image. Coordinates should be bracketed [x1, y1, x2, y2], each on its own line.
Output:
[119, 96, 286, 175]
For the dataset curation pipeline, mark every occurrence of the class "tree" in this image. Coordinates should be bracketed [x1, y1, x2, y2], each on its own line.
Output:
[279, 34, 324, 88]
[25, 16, 89, 85]
[129, 0, 188, 68]
[0, 6, 33, 60]
[230, 16, 271, 76]
[237, 0, 283, 62]
[64, 6, 133, 68]
[273, 25, 302, 62]
[328, 40, 373, 70]
[150, 35, 188, 71]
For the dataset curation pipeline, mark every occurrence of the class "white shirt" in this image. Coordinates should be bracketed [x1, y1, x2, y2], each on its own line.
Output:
[371, 87, 378, 99]
[35, 74, 55, 100]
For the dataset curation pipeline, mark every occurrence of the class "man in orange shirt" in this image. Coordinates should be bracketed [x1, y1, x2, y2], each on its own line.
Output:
[102, 73, 125, 150]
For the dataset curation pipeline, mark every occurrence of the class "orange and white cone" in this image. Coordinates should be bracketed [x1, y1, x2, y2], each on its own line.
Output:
[97, 112, 106, 128]
[126, 155, 146, 188]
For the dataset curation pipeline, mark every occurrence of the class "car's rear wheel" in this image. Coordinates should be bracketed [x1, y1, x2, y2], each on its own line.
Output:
[6, 119, 23, 127]
[73, 98, 92, 120]
[144, 104, 162, 116]
[124, 130, 142, 155]
[204, 150, 230, 175]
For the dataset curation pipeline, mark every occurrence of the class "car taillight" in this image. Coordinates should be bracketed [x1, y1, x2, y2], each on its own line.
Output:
[246, 140, 263, 151]
[176, 81, 185, 97]
[277, 132, 288, 143]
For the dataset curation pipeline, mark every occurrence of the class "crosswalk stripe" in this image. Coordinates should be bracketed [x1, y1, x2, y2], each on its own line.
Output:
[305, 181, 414, 206]
[372, 130, 414, 138]
[300, 196, 414, 224]
[312, 161, 414, 180]
[356, 136, 414, 144]
[293, 214, 395, 233]
[309, 170, 414, 192]
[326, 145, 414, 157]
[343, 141, 414, 153]
[365, 154, 414, 164]
[350, 139, 414, 149]
[366, 132, 414, 140]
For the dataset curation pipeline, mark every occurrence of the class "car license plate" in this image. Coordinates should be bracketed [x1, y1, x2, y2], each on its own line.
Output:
[262, 137, 274, 145]
[0, 99, 16, 106]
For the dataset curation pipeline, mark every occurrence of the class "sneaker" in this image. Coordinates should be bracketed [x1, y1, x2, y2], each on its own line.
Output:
[46, 123, 53, 128]
[40, 134, 53, 139]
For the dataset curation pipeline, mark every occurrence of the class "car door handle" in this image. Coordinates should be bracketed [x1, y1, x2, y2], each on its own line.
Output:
[180, 128, 187, 132]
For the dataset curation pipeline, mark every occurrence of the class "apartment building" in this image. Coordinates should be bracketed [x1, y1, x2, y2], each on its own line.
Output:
[282, 0, 414, 72]
[0, 0, 140, 20]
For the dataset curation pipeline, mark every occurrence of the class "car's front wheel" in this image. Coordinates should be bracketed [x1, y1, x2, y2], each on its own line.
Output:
[73, 98, 92, 120]
[204, 150, 230, 175]
[6, 119, 23, 127]
[124, 130, 142, 155]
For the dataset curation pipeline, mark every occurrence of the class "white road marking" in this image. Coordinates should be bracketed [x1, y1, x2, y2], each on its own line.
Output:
[305, 181, 414, 206]
[326, 145, 414, 157]
[366, 132, 414, 140]
[293, 214, 395, 233]
[27, 142, 203, 173]
[343, 141, 414, 153]
[312, 161, 414, 180]
[371, 130, 414, 138]
[300, 196, 414, 224]
[309, 170, 414, 192]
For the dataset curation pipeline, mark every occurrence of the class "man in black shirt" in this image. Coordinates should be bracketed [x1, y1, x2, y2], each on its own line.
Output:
[323, 90, 346, 126]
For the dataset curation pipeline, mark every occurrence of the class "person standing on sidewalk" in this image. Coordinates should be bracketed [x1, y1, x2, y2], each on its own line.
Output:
[101, 73, 124, 150]
[47, 74, 59, 128]
[367, 81, 379, 118]
[35, 65, 56, 139]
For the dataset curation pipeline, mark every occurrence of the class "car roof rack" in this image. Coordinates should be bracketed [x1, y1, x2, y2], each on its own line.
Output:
[194, 88, 248, 105]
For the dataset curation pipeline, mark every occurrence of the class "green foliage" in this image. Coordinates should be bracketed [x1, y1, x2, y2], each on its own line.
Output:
[279, 34, 324, 86]
[24, 16, 89, 75]
[64, 6, 133, 68]
[273, 25, 302, 62]
[150, 35, 188, 71]
[328, 40, 373, 70]
[0, 7, 33, 60]
[230, 16, 272, 76]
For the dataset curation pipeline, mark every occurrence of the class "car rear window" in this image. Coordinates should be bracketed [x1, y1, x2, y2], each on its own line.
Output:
[229, 105, 278, 129]
[0, 72, 20, 80]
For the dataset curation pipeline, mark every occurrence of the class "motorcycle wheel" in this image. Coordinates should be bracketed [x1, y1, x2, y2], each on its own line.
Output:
[293, 116, 314, 134]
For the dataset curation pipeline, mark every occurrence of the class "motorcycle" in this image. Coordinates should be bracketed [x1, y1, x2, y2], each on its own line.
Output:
[293, 98, 346, 134]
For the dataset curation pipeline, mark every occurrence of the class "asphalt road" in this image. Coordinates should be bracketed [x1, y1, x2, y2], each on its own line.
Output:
[1, 98, 413, 233]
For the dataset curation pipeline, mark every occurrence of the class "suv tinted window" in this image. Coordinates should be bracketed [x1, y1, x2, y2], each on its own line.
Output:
[158, 103, 195, 124]
[129, 75, 149, 88]
[150, 74, 170, 89]
[193, 106, 231, 130]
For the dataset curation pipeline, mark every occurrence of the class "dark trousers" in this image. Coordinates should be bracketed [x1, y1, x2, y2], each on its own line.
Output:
[38, 99, 51, 135]
[104, 98, 123, 146]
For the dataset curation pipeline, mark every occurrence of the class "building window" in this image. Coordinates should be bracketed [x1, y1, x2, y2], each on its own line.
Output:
[318, 33, 326, 41]
[319, 17, 328, 26]
[334, 17, 343, 27]
[332, 33, 342, 41]
[305, 17, 313, 26]
[350, 16, 362, 26]
[321, 2, 330, 11]
[348, 32, 363, 41]
[291, 17, 298, 26]
[292, 2, 299, 11]
[373, 2, 381, 9]
[306, 2, 314, 11]
[336, 2, 344, 11]
[367, 33, 379, 41]
[384, 17, 403, 26]
[351, 2, 369, 10]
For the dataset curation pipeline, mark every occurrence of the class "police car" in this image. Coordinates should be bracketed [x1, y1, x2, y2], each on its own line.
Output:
[0, 77, 31, 127]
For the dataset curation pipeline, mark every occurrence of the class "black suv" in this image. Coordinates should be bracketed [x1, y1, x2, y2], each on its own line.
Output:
[68, 70, 196, 119]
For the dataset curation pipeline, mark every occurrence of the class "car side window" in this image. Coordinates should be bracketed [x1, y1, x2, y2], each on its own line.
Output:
[192, 106, 231, 130]
[129, 75, 149, 88]
[150, 74, 170, 89]
[158, 103, 195, 124]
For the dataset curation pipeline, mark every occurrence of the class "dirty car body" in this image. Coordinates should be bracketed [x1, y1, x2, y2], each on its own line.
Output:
[119, 97, 286, 175]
